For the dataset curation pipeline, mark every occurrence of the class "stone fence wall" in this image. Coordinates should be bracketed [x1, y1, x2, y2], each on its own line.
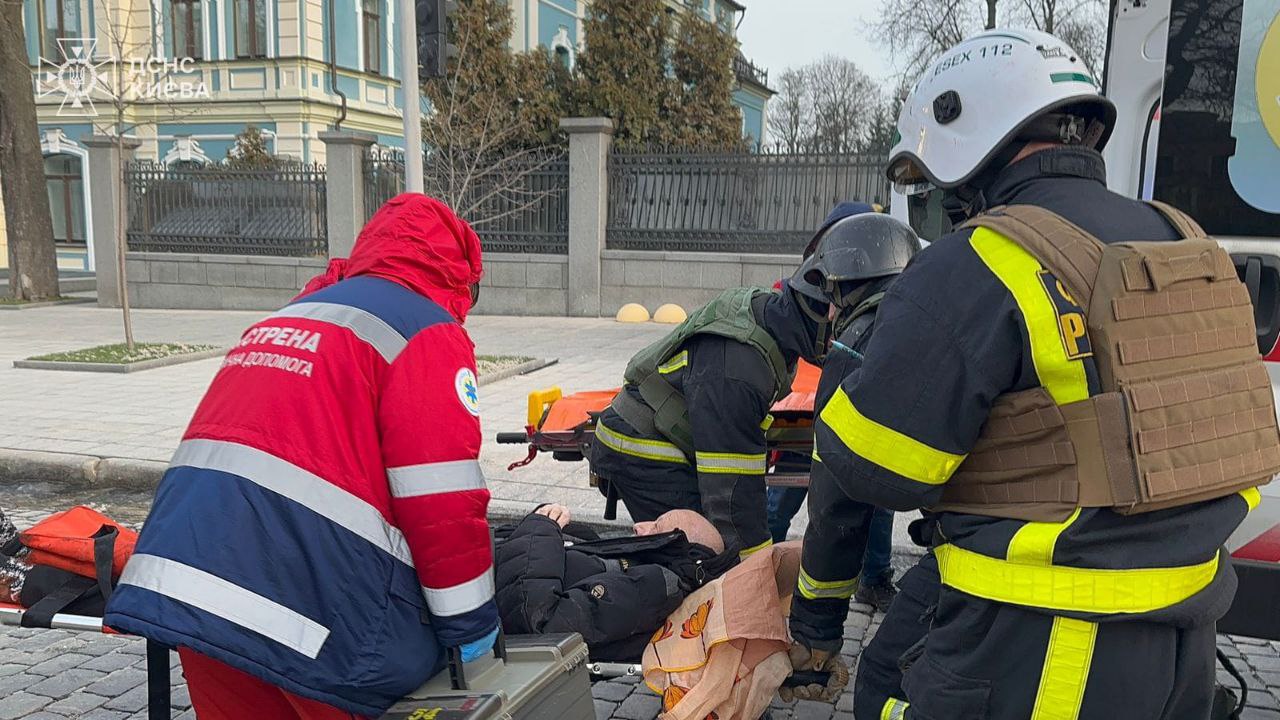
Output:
[125, 253, 325, 310]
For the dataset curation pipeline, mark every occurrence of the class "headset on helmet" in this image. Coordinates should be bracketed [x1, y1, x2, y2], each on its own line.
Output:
[887, 28, 1116, 203]
[788, 213, 922, 362]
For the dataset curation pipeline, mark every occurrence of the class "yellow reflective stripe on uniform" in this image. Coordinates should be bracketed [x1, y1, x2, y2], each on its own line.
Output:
[658, 350, 689, 374]
[797, 567, 858, 600]
[880, 698, 910, 720]
[740, 538, 772, 558]
[820, 387, 966, 485]
[935, 543, 1219, 614]
[695, 451, 767, 475]
[1030, 617, 1097, 720]
[969, 228, 1090, 406]
[1006, 508, 1083, 566]
[595, 423, 690, 464]
[1241, 487, 1262, 511]
[760, 413, 775, 431]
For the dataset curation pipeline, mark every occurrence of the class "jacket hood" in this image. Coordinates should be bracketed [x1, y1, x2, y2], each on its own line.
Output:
[301, 193, 483, 321]
[761, 283, 822, 365]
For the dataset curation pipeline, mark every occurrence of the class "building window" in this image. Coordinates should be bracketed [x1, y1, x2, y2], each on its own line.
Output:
[362, 0, 381, 74]
[38, 0, 83, 58]
[170, 0, 203, 58]
[234, 0, 267, 58]
[44, 154, 86, 246]
[554, 45, 570, 69]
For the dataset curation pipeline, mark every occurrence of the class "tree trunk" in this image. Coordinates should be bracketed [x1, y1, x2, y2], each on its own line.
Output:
[114, 123, 135, 350]
[0, 2, 60, 301]
[986, 0, 999, 28]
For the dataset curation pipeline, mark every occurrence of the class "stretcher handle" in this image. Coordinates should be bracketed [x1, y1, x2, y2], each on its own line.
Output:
[782, 670, 832, 688]
[496, 432, 530, 444]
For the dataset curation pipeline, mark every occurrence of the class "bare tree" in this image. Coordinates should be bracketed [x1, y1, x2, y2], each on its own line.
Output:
[871, 0, 978, 80]
[809, 56, 879, 154]
[1015, 0, 1107, 72]
[89, 0, 206, 349]
[0, 0, 60, 301]
[769, 68, 813, 153]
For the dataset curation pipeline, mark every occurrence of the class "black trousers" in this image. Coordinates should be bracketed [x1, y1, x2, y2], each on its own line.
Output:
[856, 552, 1217, 720]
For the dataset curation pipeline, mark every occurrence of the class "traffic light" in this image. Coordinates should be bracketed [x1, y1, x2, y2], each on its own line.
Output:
[416, 0, 457, 80]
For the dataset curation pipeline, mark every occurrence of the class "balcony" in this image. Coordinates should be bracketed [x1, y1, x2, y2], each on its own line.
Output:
[734, 55, 771, 93]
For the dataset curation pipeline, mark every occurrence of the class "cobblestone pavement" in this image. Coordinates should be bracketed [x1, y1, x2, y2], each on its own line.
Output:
[5, 509, 1280, 720]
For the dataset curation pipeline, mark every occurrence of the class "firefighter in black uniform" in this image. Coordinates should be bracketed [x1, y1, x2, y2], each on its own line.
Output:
[780, 215, 923, 704]
[788, 28, 1280, 719]
[588, 216, 919, 558]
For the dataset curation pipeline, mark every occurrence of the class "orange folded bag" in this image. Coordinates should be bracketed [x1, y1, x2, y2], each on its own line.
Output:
[20, 506, 138, 580]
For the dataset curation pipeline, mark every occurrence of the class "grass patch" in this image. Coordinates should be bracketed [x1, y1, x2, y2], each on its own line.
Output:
[29, 343, 219, 364]
[476, 355, 534, 376]
[0, 297, 57, 305]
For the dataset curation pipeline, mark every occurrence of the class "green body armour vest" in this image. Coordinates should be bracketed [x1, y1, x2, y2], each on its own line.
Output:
[612, 287, 794, 460]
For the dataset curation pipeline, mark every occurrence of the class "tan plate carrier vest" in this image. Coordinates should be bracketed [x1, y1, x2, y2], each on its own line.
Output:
[932, 203, 1280, 522]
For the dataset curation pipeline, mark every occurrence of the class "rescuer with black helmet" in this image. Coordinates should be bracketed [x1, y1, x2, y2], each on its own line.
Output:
[588, 208, 923, 560]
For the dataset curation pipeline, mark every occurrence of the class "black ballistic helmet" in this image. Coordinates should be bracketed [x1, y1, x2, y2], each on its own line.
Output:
[789, 213, 923, 362]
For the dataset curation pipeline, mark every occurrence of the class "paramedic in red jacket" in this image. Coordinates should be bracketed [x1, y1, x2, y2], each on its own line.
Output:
[105, 193, 498, 719]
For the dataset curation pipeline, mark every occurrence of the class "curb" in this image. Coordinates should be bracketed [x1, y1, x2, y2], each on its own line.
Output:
[0, 297, 96, 311]
[0, 449, 100, 486]
[479, 357, 558, 386]
[14, 347, 227, 373]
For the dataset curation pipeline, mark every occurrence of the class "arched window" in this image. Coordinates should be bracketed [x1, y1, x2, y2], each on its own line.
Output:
[44, 154, 86, 246]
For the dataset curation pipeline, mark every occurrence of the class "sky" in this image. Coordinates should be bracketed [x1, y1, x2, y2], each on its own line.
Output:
[736, 0, 895, 90]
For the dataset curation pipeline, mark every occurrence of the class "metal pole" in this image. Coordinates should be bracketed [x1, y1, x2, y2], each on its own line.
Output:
[399, 0, 424, 192]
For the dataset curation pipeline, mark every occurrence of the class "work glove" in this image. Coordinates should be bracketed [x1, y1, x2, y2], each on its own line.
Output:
[459, 628, 499, 663]
[777, 643, 849, 704]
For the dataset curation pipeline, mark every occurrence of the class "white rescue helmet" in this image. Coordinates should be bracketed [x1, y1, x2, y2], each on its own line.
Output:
[887, 28, 1116, 194]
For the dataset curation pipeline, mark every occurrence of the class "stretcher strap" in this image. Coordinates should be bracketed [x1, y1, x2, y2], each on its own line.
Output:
[146, 640, 170, 720]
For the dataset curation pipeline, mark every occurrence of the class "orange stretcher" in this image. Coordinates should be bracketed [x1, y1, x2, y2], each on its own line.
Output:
[495, 362, 821, 491]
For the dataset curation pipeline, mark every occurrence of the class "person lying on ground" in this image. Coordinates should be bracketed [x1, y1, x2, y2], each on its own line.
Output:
[494, 504, 733, 663]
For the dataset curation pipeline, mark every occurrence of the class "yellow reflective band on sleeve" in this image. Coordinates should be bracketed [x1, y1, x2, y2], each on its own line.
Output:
[658, 350, 689, 375]
[740, 538, 773, 559]
[1006, 508, 1083, 566]
[1030, 617, 1097, 720]
[595, 423, 690, 465]
[797, 567, 858, 600]
[935, 543, 1219, 614]
[760, 413, 775, 431]
[696, 451, 768, 475]
[969, 228, 1090, 406]
[820, 387, 966, 485]
[880, 698, 910, 720]
[1241, 487, 1262, 512]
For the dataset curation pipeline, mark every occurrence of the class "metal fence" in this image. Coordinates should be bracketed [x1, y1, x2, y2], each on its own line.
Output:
[125, 161, 328, 257]
[363, 150, 571, 255]
[606, 150, 891, 253]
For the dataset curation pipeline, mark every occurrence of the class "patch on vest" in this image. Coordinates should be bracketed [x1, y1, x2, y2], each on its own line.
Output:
[590, 584, 606, 599]
[1038, 270, 1092, 360]
[455, 368, 480, 416]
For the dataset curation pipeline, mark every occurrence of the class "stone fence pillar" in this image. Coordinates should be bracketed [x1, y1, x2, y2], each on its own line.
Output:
[319, 131, 376, 259]
[560, 117, 615, 317]
[83, 135, 142, 308]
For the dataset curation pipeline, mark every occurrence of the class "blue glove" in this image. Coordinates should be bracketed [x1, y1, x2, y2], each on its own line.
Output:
[459, 628, 499, 663]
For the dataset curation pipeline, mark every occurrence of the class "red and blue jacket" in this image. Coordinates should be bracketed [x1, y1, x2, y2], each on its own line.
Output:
[105, 194, 497, 717]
